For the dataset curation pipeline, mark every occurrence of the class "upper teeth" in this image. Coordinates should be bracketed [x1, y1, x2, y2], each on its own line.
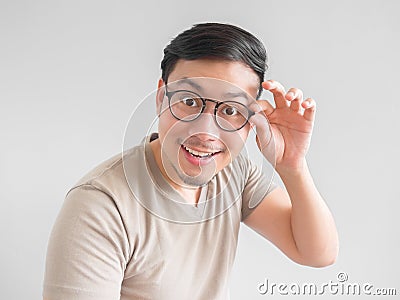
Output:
[184, 145, 216, 157]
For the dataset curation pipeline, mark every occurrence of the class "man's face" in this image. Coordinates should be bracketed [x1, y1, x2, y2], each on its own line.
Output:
[156, 59, 260, 188]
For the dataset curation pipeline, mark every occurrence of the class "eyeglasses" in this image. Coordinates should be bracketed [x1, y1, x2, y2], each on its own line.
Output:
[164, 87, 255, 132]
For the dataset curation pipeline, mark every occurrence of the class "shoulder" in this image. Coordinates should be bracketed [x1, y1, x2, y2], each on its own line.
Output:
[59, 144, 149, 249]
[71, 145, 142, 189]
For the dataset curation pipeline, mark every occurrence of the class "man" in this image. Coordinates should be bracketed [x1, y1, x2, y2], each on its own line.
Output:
[43, 23, 338, 300]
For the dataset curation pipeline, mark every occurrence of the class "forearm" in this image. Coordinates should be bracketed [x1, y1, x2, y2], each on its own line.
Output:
[277, 160, 339, 267]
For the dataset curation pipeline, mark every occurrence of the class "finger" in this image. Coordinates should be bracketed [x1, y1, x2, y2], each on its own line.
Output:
[250, 100, 274, 116]
[249, 113, 273, 149]
[290, 99, 301, 112]
[262, 80, 288, 109]
[285, 87, 303, 102]
[302, 98, 316, 121]
[286, 88, 303, 112]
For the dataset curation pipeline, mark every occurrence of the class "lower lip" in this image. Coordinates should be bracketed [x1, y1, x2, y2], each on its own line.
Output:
[181, 145, 218, 166]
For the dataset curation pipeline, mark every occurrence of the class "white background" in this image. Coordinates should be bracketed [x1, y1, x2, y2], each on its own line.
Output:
[0, 0, 399, 299]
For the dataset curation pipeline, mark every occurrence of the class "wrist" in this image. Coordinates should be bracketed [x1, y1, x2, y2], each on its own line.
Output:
[276, 158, 308, 179]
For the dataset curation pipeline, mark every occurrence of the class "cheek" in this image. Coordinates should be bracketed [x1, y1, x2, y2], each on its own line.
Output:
[218, 128, 250, 166]
[158, 111, 177, 136]
[158, 113, 189, 147]
[224, 128, 249, 152]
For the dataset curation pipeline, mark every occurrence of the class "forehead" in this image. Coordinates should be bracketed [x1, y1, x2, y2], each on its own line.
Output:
[167, 59, 260, 99]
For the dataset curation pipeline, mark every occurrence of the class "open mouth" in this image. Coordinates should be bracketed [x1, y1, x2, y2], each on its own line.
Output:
[181, 144, 221, 159]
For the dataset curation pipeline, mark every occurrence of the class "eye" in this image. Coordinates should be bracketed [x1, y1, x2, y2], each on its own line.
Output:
[221, 105, 238, 116]
[182, 97, 198, 107]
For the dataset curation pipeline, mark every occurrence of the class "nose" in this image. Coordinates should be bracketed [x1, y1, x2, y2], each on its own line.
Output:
[189, 101, 220, 136]
[202, 100, 216, 115]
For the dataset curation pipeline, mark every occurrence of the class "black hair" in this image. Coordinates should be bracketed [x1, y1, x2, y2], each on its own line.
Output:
[160, 23, 268, 98]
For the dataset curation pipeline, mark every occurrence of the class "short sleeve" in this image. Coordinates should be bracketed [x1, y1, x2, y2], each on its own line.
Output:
[43, 185, 130, 300]
[240, 156, 277, 221]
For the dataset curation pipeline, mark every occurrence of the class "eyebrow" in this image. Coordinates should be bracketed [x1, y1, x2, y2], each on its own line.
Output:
[223, 91, 250, 102]
[174, 77, 251, 102]
[173, 78, 204, 92]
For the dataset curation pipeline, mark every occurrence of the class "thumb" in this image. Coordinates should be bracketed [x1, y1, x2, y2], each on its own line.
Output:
[250, 113, 275, 165]
[252, 100, 274, 116]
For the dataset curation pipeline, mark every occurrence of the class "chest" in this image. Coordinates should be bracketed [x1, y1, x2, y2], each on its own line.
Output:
[121, 206, 241, 299]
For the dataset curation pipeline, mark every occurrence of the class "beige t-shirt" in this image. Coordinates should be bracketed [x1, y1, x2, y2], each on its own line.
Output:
[43, 134, 276, 300]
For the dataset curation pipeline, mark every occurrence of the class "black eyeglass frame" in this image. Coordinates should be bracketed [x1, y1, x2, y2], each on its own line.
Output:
[164, 86, 255, 132]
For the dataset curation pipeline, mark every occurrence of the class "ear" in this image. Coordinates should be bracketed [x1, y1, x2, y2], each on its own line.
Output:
[156, 78, 166, 115]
